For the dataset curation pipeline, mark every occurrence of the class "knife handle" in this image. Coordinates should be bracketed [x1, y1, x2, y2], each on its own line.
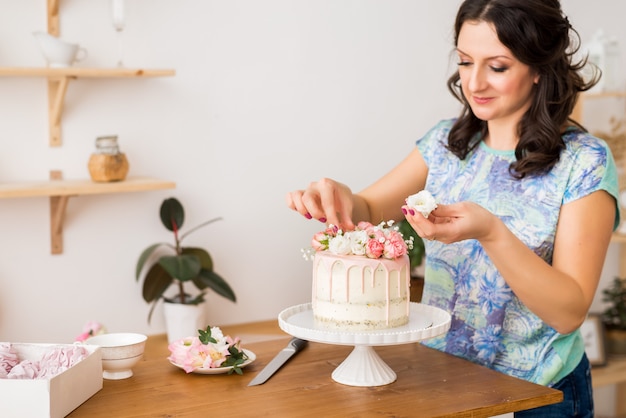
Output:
[288, 337, 308, 352]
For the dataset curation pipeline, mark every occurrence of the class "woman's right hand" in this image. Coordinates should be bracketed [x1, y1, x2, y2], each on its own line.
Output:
[285, 178, 356, 230]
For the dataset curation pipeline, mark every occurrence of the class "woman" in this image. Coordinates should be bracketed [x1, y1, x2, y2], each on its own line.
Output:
[286, 0, 619, 416]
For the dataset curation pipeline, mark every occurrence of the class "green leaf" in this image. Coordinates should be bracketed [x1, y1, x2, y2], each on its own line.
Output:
[142, 264, 173, 303]
[198, 326, 218, 345]
[195, 269, 236, 302]
[182, 247, 214, 270]
[397, 219, 425, 269]
[136, 243, 170, 280]
[159, 254, 201, 282]
[160, 198, 185, 232]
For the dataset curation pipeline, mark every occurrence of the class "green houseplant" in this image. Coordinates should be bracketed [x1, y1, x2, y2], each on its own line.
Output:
[396, 219, 425, 271]
[601, 277, 626, 355]
[135, 197, 236, 323]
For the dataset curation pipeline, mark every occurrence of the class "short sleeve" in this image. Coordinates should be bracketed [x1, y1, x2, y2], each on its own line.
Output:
[563, 135, 621, 230]
[415, 119, 455, 167]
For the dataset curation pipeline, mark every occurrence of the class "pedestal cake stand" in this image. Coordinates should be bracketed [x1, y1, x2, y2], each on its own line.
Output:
[278, 302, 451, 387]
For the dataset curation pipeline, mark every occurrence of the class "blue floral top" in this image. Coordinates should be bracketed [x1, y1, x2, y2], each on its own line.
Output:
[417, 118, 619, 386]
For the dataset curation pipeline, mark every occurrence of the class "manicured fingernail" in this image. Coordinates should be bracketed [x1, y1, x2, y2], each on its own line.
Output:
[318, 217, 327, 223]
[304, 213, 312, 219]
[408, 209, 415, 216]
[401, 208, 407, 215]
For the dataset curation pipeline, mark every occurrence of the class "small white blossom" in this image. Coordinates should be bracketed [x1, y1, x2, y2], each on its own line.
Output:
[406, 190, 438, 218]
[301, 248, 315, 261]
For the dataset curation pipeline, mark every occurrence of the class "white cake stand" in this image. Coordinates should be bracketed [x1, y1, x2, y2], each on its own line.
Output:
[278, 302, 451, 387]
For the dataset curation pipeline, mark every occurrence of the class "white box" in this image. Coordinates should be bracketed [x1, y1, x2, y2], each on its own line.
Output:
[0, 343, 102, 418]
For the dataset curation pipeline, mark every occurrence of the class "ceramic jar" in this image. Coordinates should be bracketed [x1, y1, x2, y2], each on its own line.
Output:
[88, 135, 129, 182]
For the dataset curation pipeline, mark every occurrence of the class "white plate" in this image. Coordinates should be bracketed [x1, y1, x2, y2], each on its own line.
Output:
[170, 349, 256, 374]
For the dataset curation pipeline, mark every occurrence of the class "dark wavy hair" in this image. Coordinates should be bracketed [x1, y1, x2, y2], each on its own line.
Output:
[446, 0, 599, 178]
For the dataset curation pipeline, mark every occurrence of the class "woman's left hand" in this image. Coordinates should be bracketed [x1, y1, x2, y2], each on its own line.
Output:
[402, 201, 498, 244]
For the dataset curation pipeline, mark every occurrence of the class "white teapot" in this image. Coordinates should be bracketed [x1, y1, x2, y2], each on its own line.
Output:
[33, 31, 87, 68]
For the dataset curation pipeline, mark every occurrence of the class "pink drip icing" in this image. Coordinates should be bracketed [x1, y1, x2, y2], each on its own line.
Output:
[313, 252, 409, 325]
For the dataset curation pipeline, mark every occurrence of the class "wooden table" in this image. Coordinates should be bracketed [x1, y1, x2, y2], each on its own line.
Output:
[68, 320, 562, 417]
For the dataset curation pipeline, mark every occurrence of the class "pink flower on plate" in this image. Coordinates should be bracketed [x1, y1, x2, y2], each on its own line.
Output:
[167, 326, 246, 373]
[168, 338, 205, 373]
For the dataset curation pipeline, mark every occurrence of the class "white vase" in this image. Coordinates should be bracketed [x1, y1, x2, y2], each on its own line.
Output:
[163, 302, 207, 343]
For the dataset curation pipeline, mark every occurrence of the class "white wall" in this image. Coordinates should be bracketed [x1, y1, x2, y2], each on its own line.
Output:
[0, 1, 624, 351]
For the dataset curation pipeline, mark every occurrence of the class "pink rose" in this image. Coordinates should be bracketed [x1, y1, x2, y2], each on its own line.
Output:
[384, 233, 407, 259]
[311, 232, 328, 251]
[365, 239, 384, 259]
[356, 221, 374, 231]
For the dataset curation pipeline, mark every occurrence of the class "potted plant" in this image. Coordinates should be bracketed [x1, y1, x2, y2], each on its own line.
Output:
[396, 219, 426, 302]
[136, 197, 236, 341]
[601, 277, 626, 355]
[396, 219, 425, 272]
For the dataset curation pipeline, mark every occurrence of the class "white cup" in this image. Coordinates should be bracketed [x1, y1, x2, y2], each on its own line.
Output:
[33, 31, 88, 68]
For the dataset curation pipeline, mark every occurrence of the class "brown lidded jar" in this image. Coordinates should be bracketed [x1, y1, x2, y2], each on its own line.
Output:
[88, 135, 129, 182]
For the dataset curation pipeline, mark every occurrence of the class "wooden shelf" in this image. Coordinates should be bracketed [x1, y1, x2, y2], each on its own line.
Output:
[0, 175, 175, 199]
[592, 356, 626, 415]
[0, 67, 175, 78]
[572, 90, 626, 124]
[592, 356, 626, 388]
[0, 1, 178, 255]
[0, 174, 175, 255]
[612, 233, 626, 244]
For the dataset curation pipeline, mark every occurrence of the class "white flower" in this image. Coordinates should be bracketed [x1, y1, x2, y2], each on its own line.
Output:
[211, 326, 225, 341]
[348, 230, 368, 256]
[406, 190, 438, 218]
[328, 234, 352, 255]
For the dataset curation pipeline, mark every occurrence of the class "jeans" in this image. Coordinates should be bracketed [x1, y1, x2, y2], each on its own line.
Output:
[514, 354, 594, 417]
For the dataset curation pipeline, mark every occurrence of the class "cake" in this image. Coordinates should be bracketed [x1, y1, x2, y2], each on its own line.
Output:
[308, 221, 411, 330]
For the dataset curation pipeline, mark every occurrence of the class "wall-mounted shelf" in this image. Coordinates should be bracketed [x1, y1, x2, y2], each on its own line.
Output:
[571, 90, 626, 124]
[0, 1, 178, 255]
[0, 175, 175, 198]
[0, 67, 175, 146]
[0, 173, 175, 254]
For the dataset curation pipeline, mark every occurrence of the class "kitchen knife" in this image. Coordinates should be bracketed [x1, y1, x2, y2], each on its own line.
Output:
[247, 337, 308, 386]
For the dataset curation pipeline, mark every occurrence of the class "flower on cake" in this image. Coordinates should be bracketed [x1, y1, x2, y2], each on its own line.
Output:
[167, 325, 248, 374]
[305, 221, 413, 260]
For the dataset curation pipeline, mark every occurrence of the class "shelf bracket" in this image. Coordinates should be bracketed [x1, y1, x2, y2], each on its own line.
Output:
[47, 0, 60, 36]
[50, 170, 71, 255]
[48, 76, 69, 147]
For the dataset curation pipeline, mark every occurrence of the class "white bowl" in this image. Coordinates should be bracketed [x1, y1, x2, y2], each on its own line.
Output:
[86, 333, 147, 380]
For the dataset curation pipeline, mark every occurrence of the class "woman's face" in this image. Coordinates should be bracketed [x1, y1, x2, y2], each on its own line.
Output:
[456, 20, 539, 126]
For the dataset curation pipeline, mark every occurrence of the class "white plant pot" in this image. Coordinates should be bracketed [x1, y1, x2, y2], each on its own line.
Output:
[163, 302, 207, 343]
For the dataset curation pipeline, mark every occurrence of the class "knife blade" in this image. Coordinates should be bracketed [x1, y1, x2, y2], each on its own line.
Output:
[247, 337, 308, 386]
